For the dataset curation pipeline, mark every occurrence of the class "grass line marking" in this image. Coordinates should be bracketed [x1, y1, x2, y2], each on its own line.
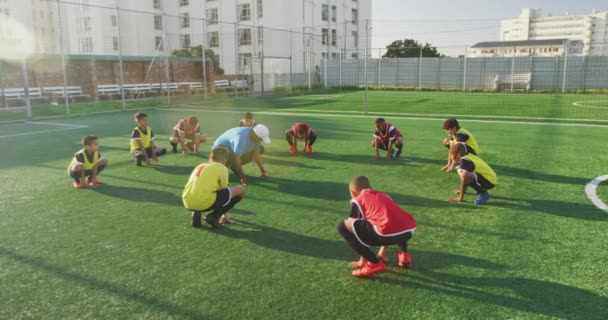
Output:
[572, 101, 608, 109]
[0, 126, 88, 139]
[585, 175, 608, 214]
[164, 105, 608, 128]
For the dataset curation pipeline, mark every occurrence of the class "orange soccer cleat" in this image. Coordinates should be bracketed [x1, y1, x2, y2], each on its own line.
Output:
[72, 181, 84, 189]
[305, 145, 314, 153]
[397, 251, 412, 268]
[289, 146, 297, 154]
[88, 178, 103, 185]
[352, 260, 386, 277]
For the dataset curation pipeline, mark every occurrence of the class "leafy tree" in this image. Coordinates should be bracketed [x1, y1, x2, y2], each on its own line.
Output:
[172, 45, 224, 75]
[382, 39, 443, 58]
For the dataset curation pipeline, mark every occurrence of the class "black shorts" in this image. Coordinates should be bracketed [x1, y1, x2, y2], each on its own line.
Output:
[69, 169, 94, 179]
[226, 147, 264, 168]
[375, 136, 403, 150]
[473, 173, 495, 190]
[201, 188, 232, 212]
[352, 219, 414, 247]
[173, 130, 199, 140]
[133, 147, 164, 158]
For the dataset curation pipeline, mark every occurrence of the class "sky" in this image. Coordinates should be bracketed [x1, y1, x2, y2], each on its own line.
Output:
[371, 0, 608, 57]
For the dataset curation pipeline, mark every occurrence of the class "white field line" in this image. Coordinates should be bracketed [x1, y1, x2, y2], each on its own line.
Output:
[163, 106, 608, 128]
[0, 122, 89, 139]
[572, 100, 608, 109]
[174, 102, 608, 123]
[0, 106, 164, 125]
[585, 175, 608, 214]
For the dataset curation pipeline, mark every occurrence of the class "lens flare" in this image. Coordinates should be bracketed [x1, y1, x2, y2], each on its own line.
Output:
[0, 17, 36, 61]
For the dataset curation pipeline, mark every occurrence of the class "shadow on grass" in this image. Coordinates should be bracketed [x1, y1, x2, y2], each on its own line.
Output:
[308, 152, 413, 166]
[408, 156, 591, 186]
[91, 185, 181, 206]
[261, 156, 322, 170]
[373, 250, 607, 320]
[215, 221, 352, 261]
[0, 246, 210, 320]
[491, 195, 607, 221]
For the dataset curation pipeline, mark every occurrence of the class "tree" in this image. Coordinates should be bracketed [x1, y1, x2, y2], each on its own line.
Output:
[382, 39, 443, 58]
[171, 45, 224, 75]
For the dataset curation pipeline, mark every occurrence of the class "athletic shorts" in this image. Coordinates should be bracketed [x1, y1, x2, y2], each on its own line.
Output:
[376, 136, 403, 150]
[473, 173, 495, 190]
[352, 219, 414, 247]
[173, 130, 200, 140]
[133, 147, 165, 158]
[200, 188, 232, 212]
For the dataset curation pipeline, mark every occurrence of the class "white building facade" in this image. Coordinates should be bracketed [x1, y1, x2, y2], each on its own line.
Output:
[501, 8, 608, 56]
[0, 0, 57, 55]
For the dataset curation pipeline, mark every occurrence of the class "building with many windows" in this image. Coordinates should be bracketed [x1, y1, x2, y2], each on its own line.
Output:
[0, 0, 57, 55]
[500, 8, 608, 56]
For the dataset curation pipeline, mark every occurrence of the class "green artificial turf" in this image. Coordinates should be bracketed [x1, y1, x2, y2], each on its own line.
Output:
[0, 92, 607, 319]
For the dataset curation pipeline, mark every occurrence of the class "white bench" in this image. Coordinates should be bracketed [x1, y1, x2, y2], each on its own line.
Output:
[214, 80, 230, 91]
[493, 73, 531, 91]
[97, 84, 121, 96]
[43, 86, 89, 103]
[151, 82, 182, 93]
[231, 80, 249, 90]
[0, 87, 43, 99]
[124, 83, 152, 95]
[179, 82, 205, 94]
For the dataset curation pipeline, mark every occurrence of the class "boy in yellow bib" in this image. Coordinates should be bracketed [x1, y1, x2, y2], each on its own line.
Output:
[182, 147, 246, 229]
[442, 118, 480, 172]
[130, 112, 167, 166]
[67, 135, 108, 189]
[448, 143, 496, 205]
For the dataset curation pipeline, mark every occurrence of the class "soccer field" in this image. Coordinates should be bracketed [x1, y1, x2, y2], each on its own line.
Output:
[1, 91, 607, 319]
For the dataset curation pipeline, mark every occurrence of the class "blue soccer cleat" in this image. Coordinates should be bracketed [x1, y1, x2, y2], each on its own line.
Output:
[394, 151, 402, 158]
[475, 192, 491, 205]
[388, 149, 395, 158]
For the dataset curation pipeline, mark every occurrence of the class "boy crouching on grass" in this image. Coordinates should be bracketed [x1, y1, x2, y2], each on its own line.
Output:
[448, 143, 496, 205]
[337, 176, 417, 277]
[442, 118, 480, 172]
[372, 118, 404, 160]
[130, 112, 167, 166]
[182, 147, 246, 229]
[68, 135, 108, 188]
[285, 122, 317, 154]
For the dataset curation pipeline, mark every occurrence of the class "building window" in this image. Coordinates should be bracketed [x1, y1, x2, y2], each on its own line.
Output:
[180, 0, 189, 6]
[207, 8, 218, 25]
[81, 16, 91, 32]
[153, 0, 161, 9]
[180, 34, 191, 48]
[257, 26, 263, 45]
[154, 15, 163, 30]
[331, 52, 337, 59]
[239, 4, 251, 21]
[331, 29, 336, 46]
[321, 4, 328, 21]
[351, 53, 358, 59]
[208, 32, 219, 47]
[4, 8, 9, 16]
[257, 0, 263, 18]
[80, 37, 93, 53]
[331, 5, 336, 22]
[352, 9, 358, 25]
[239, 53, 252, 67]
[322, 28, 328, 45]
[111, 15, 117, 27]
[352, 31, 358, 47]
[155, 36, 164, 50]
[113, 36, 119, 51]
[239, 28, 252, 46]
[180, 12, 190, 28]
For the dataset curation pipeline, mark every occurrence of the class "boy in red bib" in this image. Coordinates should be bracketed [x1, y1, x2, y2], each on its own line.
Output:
[337, 176, 417, 277]
[170, 116, 207, 155]
[372, 118, 404, 160]
[285, 122, 317, 154]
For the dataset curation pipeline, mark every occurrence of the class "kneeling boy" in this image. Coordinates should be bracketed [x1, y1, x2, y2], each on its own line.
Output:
[337, 176, 417, 277]
[448, 143, 496, 205]
[442, 118, 480, 172]
[182, 147, 246, 229]
[372, 118, 404, 160]
[67, 135, 108, 188]
[170, 115, 207, 154]
[285, 122, 317, 154]
[130, 112, 166, 166]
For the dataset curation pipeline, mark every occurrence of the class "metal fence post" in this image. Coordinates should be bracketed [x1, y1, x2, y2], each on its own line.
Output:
[307, 34, 311, 91]
[364, 19, 369, 114]
[510, 47, 516, 93]
[377, 48, 381, 87]
[201, 17, 208, 101]
[562, 43, 569, 93]
[55, 0, 70, 114]
[261, 27, 265, 95]
[162, 13, 171, 106]
[418, 46, 423, 91]
[289, 30, 294, 94]
[22, 59, 32, 120]
[0, 61, 6, 109]
[463, 45, 467, 91]
[234, 20, 239, 97]
[115, 7, 126, 111]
